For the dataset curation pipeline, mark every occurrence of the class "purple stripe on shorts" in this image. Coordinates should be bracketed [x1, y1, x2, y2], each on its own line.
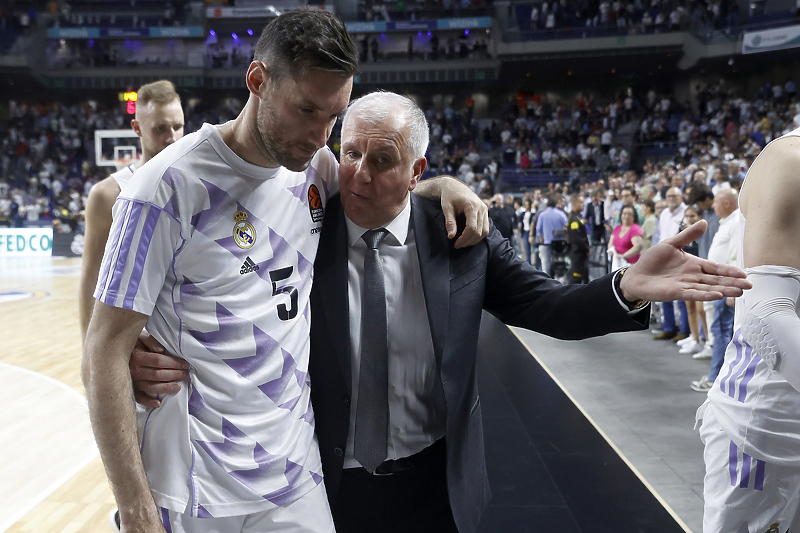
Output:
[723, 329, 744, 397]
[106, 201, 145, 300]
[97, 199, 129, 292]
[754, 459, 765, 491]
[123, 204, 162, 310]
[161, 508, 172, 533]
[729, 440, 738, 487]
[739, 452, 752, 488]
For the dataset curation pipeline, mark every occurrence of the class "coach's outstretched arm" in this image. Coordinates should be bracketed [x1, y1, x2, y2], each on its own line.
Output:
[619, 219, 752, 303]
[83, 302, 166, 533]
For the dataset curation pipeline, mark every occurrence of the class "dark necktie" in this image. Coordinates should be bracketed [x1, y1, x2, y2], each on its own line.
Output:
[353, 228, 389, 473]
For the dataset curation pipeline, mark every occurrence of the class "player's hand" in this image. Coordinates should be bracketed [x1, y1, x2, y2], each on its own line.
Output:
[130, 331, 189, 409]
[437, 178, 489, 248]
[620, 220, 752, 302]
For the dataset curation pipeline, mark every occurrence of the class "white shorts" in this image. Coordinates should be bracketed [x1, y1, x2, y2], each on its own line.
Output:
[700, 407, 800, 533]
[160, 481, 335, 533]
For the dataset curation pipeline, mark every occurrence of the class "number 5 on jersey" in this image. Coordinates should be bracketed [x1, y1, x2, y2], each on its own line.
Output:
[269, 267, 298, 321]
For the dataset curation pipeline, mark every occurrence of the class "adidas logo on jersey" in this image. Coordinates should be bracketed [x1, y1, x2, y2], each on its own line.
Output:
[240, 256, 260, 274]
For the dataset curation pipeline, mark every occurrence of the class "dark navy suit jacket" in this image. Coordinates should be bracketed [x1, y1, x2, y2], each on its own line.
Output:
[309, 193, 647, 533]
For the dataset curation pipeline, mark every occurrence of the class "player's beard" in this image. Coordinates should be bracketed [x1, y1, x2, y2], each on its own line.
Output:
[256, 99, 317, 172]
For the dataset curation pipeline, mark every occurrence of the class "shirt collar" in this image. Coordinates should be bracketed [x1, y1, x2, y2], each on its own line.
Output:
[345, 198, 412, 248]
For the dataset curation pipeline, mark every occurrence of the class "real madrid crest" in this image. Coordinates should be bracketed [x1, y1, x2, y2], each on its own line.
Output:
[232, 210, 256, 249]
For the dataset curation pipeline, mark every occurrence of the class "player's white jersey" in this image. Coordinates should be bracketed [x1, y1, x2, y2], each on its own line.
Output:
[110, 164, 135, 190]
[95, 123, 338, 517]
[705, 126, 800, 468]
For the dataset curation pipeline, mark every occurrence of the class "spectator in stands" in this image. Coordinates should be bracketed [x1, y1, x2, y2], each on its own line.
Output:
[518, 197, 534, 263]
[639, 199, 657, 253]
[691, 188, 739, 391]
[488, 193, 517, 243]
[566, 193, 590, 284]
[675, 206, 710, 355]
[653, 187, 688, 340]
[536, 193, 568, 277]
[608, 204, 643, 271]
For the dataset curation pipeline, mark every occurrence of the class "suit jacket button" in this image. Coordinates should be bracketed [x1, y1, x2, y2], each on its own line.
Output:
[343, 397, 350, 406]
[334, 447, 344, 457]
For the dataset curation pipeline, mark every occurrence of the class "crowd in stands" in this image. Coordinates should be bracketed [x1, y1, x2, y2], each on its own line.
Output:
[637, 79, 800, 155]
[357, 0, 494, 22]
[514, 0, 762, 38]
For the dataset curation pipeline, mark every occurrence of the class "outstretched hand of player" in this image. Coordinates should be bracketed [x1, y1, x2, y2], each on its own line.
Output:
[130, 331, 189, 409]
[619, 219, 752, 303]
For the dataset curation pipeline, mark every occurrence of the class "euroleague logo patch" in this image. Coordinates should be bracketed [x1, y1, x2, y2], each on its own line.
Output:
[308, 184, 324, 223]
[232, 210, 256, 249]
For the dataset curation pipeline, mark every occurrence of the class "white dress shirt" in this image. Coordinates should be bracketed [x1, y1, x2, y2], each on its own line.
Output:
[658, 202, 687, 241]
[706, 209, 740, 266]
[343, 200, 447, 469]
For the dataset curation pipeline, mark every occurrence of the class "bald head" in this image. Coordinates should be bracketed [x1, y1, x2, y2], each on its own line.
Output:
[712, 188, 738, 219]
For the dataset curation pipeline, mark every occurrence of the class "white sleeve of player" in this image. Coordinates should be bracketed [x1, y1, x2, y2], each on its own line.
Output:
[740, 265, 800, 393]
[94, 197, 184, 316]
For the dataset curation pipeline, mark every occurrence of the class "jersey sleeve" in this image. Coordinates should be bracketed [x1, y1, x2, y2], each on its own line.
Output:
[94, 197, 184, 317]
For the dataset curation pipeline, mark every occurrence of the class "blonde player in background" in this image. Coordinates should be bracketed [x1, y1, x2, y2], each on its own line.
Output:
[78, 80, 185, 342]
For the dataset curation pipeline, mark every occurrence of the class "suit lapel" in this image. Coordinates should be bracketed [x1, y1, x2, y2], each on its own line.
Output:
[411, 194, 449, 366]
[316, 196, 352, 392]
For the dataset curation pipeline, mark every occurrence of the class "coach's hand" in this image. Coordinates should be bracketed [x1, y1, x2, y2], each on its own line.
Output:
[130, 331, 189, 409]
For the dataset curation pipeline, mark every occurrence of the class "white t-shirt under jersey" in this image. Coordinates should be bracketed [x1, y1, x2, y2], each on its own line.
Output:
[705, 126, 800, 466]
[95, 123, 338, 516]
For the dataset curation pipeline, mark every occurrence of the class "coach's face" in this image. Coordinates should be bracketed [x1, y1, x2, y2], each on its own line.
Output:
[339, 111, 426, 229]
[254, 63, 352, 172]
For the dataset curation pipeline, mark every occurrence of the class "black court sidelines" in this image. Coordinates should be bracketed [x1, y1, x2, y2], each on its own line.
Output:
[475, 312, 686, 533]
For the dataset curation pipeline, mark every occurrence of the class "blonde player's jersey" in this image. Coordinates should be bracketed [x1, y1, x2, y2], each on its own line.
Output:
[95, 123, 338, 517]
[110, 164, 136, 190]
[706, 126, 800, 468]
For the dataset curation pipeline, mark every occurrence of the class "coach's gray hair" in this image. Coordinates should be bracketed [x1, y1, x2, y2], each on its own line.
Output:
[341, 91, 429, 161]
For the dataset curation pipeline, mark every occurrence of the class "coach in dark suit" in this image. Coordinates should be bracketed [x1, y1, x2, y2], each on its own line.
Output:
[129, 92, 751, 533]
[306, 92, 749, 533]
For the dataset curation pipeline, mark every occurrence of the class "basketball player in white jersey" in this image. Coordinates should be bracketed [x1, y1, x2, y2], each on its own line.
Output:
[698, 124, 800, 533]
[82, 10, 488, 533]
[78, 80, 184, 342]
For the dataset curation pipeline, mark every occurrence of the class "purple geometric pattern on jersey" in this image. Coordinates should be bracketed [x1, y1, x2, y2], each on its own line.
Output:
[191, 179, 240, 237]
[310, 471, 322, 485]
[184, 302, 300, 407]
[300, 398, 315, 426]
[123, 204, 163, 310]
[189, 302, 253, 354]
[258, 348, 300, 408]
[306, 164, 331, 200]
[159, 168, 185, 220]
[286, 182, 307, 202]
[188, 384, 209, 418]
[196, 416, 307, 505]
[197, 505, 213, 519]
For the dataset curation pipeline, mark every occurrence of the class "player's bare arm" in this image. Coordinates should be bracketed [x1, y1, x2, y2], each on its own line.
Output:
[740, 136, 800, 271]
[78, 177, 122, 342]
[414, 175, 490, 248]
[83, 302, 166, 533]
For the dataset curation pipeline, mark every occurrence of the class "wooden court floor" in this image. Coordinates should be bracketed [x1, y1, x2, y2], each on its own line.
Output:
[0, 256, 116, 533]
